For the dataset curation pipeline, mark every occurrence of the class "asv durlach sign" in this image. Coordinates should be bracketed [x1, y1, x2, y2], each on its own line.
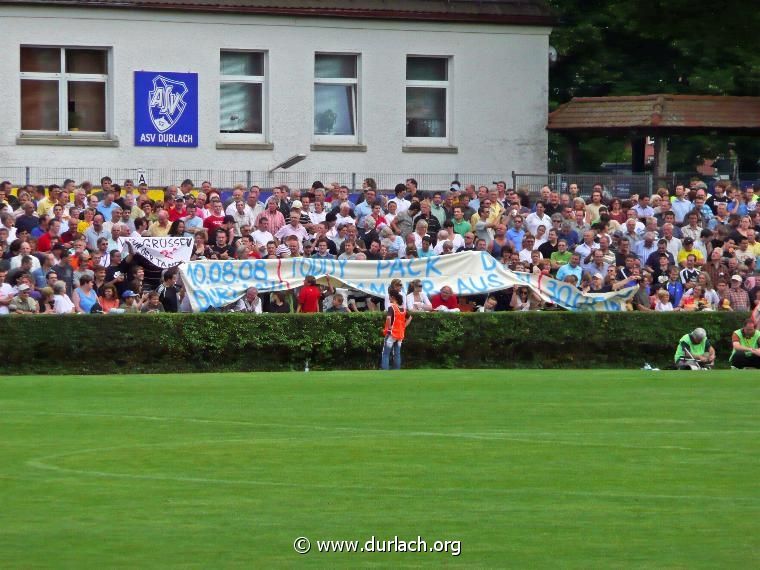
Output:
[134, 71, 198, 147]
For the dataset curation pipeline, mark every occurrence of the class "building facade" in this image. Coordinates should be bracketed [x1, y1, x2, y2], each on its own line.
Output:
[0, 0, 552, 180]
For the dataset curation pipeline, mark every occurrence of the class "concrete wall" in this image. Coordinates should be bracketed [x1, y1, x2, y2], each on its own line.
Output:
[0, 6, 550, 175]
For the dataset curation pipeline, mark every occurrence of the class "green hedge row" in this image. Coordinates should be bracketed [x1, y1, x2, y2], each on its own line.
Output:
[0, 312, 750, 375]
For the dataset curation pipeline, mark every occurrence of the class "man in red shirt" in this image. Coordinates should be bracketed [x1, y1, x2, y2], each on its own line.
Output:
[167, 196, 187, 222]
[203, 199, 226, 234]
[431, 285, 460, 312]
[36, 219, 61, 253]
[297, 275, 322, 313]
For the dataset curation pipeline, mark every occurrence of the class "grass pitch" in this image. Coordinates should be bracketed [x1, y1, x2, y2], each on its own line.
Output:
[0, 370, 758, 568]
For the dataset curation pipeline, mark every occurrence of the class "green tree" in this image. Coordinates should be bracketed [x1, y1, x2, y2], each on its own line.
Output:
[548, 0, 760, 172]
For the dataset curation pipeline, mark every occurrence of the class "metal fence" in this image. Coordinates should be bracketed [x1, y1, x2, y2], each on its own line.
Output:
[511, 172, 654, 200]
[3, 166, 757, 196]
[0, 166, 508, 194]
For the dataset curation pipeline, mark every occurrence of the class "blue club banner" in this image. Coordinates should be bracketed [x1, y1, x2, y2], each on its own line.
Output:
[134, 71, 198, 147]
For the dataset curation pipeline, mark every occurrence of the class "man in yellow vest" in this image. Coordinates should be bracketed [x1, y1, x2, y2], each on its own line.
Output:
[730, 320, 760, 369]
[674, 328, 715, 370]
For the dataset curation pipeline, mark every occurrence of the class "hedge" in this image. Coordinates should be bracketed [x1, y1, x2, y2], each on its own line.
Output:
[0, 312, 750, 375]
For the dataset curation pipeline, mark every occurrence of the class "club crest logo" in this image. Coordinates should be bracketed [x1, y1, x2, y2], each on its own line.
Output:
[148, 75, 188, 133]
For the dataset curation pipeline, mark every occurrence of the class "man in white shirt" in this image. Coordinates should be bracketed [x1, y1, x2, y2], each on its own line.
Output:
[230, 200, 255, 237]
[574, 229, 599, 261]
[387, 184, 411, 214]
[235, 287, 263, 313]
[525, 201, 551, 236]
[274, 212, 310, 250]
[250, 217, 274, 254]
[9, 241, 41, 271]
[244, 187, 266, 221]
[518, 235, 539, 263]
[661, 223, 682, 260]
[0, 269, 15, 315]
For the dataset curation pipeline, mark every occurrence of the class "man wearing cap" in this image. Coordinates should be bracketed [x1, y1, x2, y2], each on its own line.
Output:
[586, 272, 611, 293]
[674, 328, 715, 369]
[120, 289, 141, 313]
[9, 283, 39, 314]
[729, 320, 760, 369]
[727, 274, 750, 311]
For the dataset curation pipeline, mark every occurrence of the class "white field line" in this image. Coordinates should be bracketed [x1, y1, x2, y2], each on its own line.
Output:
[22, 439, 759, 505]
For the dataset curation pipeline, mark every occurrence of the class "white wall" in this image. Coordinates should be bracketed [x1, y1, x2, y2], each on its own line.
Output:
[0, 6, 549, 176]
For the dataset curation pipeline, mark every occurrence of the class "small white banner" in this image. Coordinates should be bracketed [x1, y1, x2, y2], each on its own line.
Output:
[123, 237, 193, 269]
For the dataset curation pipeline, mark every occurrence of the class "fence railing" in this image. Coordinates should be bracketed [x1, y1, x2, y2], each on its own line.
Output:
[2, 166, 757, 196]
[511, 172, 653, 200]
[0, 166, 509, 194]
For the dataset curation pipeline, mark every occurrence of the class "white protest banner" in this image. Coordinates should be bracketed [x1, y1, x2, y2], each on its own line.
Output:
[178, 251, 638, 313]
[123, 237, 193, 269]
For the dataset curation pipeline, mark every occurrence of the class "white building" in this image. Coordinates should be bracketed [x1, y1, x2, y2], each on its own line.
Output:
[0, 0, 553, 183]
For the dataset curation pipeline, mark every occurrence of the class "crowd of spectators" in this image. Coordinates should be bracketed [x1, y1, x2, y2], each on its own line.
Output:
[1, 176, 760, 320]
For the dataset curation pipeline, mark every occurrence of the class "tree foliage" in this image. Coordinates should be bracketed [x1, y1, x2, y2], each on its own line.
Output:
[547, 0, 760, 172]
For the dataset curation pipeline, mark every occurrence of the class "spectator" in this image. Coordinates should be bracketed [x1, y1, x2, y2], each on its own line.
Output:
[72, 274, 99, 314]
[297, 276, 322, 313]
[9, 283, 39, 314]
[325, 293, 349, 313]
[728, 275, 750, 311]
[406, 279, 432, 312]
[730, 320, 760, 369]
[52, 280, 75, 314]
[157, 269, 181, 313]
[98, 284, 121, 313]
[235, 287, 263, 313]
[267, 291, 291, 313]
[556, 253, 583, 283]
[121, 290, 142, 313]
[141, 291, 165, 313]
[431, 285, 459, 312]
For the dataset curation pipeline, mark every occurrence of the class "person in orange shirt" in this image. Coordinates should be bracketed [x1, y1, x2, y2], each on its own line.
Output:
[381, 291, 412, 370]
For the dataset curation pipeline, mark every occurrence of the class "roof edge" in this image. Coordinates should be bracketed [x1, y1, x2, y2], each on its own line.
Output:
[2, 0, 558, 26]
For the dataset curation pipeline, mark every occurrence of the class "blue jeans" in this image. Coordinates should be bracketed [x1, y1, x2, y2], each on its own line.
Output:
[381, 335, 402, 370]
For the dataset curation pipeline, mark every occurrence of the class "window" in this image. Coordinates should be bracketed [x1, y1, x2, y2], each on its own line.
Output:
[219, 51, 266, 141]
[314, 54, 359, 143]
[405, 56, 451, 144]
[20, 47, 109, 134]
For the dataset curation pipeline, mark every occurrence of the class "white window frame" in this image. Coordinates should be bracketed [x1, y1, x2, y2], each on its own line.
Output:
[19, 46, 111, 137]
[313, 52, 360, 145]
[404, 55, 452, 147]
[218, 50, 268, 144]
